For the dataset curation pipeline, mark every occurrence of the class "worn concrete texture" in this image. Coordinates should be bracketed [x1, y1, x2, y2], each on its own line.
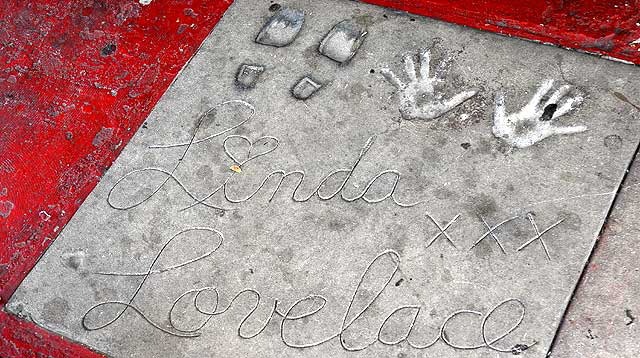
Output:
[7, 0, 640, 357]
[551, 150, 640, 358]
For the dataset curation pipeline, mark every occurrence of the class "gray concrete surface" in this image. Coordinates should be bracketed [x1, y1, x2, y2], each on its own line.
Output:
[7, 0, 640, 357]
[551, 151, 640, 358]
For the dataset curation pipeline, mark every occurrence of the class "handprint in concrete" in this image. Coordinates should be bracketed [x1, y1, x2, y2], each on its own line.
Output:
[492, 79, 586, 149]
[380, 49, 478, 120]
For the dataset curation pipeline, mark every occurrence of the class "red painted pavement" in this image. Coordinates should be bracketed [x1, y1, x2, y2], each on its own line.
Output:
[0, 310, 100, 358]
[0, 0, 638, 357]
[362, 0, 640, 64]
[0, 0, 232, 356]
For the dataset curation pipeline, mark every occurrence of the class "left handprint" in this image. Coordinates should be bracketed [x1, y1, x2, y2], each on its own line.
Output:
[380, 49, 478, 121]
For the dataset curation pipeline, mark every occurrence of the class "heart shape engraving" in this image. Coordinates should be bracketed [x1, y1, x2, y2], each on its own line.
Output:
[223, 135, 279, 166]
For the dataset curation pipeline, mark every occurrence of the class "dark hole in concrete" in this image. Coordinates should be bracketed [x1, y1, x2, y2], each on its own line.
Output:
[625, 308, 635, 326]
[604, 134, 622, 150]
[511, 343, 531, 355]
[370, 69, 375, 73]
[460, 142, 471, 150]
[269, 3, 281, 12]
[540, 103, 557, 121]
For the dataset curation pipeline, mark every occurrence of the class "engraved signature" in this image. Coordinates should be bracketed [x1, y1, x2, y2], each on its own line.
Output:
[108, 101, 421, 210]
[83, 229, 537, 354]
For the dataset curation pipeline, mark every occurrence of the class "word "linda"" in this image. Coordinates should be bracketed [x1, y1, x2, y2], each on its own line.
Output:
[107, 101, 420, 210]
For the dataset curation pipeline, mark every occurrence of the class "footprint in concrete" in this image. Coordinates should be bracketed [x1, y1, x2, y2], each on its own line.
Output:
[291, 76, 323, 100]
[318, 19, 368, 65]
[290, 18, 368, 100]
[235, 63, 265, 90]
[237, 6, 305, 92]
[254, 6, 368, 101]
[255, 7, 305, 47]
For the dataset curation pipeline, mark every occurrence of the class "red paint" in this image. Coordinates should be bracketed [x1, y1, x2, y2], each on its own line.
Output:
[0, 310, 100, 357]
[361, 0, 640, 64]
[1, 0, 638, 356]
[0, 0, 231, 356]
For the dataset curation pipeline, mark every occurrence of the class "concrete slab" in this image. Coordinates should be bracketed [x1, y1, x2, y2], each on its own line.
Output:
[550, 150, 640, 358]
[6, 0, 640, 357]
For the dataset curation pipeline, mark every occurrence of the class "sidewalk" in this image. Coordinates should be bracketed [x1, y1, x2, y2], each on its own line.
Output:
[1, 1, 639, 357]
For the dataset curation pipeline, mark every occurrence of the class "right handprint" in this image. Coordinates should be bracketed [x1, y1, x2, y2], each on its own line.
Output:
[492, 79, 587, 149]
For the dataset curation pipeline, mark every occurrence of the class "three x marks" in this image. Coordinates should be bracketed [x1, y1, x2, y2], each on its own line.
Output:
[425, 212, 565, 260]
